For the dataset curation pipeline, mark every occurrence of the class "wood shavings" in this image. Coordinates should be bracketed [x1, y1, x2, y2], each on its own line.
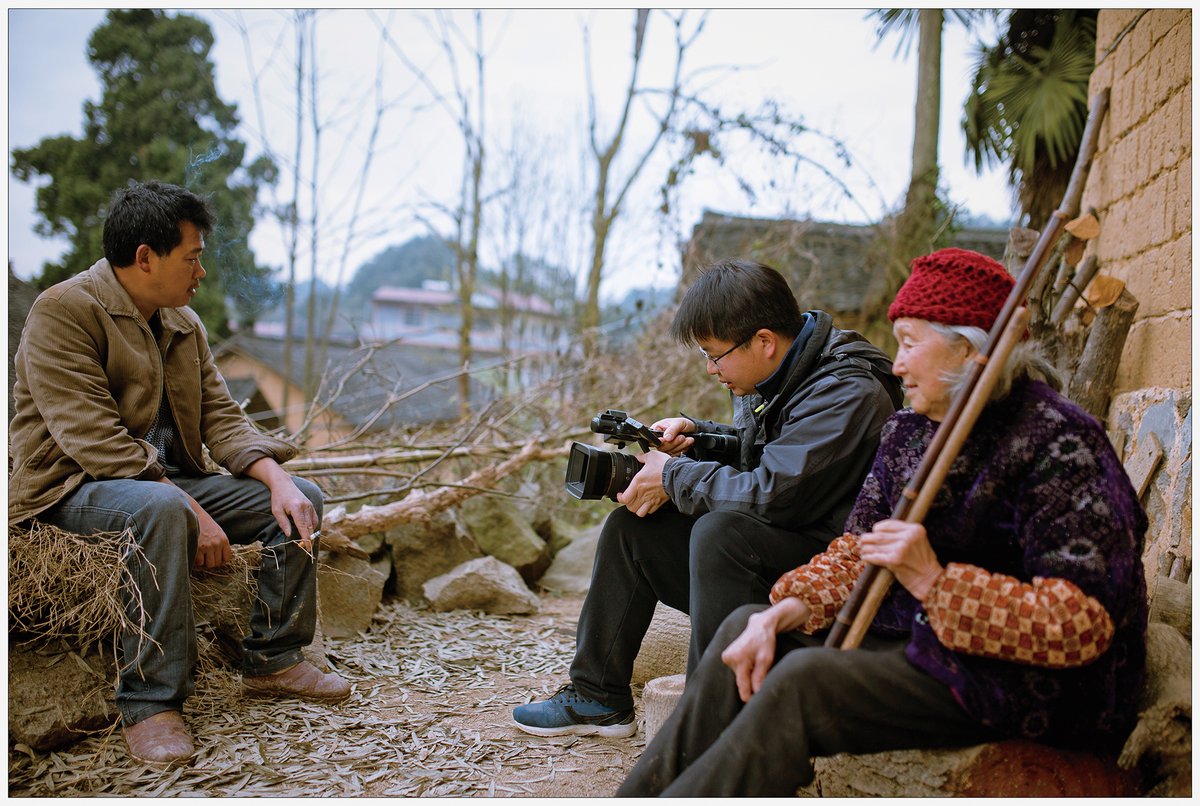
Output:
[10, 594, 641, 797]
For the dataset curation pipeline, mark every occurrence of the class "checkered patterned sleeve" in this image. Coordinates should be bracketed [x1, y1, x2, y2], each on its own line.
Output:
[923, 562, 1115, 668]
[768, 533, 864, 634]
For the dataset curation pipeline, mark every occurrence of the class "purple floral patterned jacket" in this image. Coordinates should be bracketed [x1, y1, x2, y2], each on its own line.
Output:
[846, 379, 1148, 747]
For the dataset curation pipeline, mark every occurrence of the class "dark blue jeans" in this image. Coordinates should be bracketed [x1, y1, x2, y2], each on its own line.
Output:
[36, 473, 323, 726]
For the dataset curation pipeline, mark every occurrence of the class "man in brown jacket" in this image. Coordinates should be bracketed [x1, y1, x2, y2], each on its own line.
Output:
[10, 180, 349, 766]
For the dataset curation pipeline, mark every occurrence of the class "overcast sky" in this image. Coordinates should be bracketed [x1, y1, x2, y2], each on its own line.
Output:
[7, 8, 1015, 299]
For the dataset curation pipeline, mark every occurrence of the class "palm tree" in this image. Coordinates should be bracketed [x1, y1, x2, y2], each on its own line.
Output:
[859, 9, 982, 349]
[962, 10, 1098, 227]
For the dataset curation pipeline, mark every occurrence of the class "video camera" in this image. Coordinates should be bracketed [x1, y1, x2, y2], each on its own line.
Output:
[564, 409, 740, 501]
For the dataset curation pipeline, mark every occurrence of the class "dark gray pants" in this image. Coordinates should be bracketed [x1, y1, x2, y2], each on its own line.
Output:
[617, 604, 995, 796]
[37, 472, 323, 726]
[569, 506, 828, 711]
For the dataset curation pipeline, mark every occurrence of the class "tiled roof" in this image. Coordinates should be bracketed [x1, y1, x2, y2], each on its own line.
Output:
[213, 333, 499, 429]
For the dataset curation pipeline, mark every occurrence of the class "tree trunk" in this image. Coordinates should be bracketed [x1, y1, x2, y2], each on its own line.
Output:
[303, 14, 321, 403]
[861, 9, 943, 351]
[281, 13, 307, 425]
[904, 8, 943, 231]
[455, 13, 486, 419]
[581, 9, 649, 358]
[582, 200, 611, 357]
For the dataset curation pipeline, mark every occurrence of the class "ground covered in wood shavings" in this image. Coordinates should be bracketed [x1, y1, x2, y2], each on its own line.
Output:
[8, 593, 646, 797]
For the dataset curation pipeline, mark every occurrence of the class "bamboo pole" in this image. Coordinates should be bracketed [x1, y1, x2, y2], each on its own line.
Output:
[837, 307, 1030, 648]
[825, 88, 1110, 650]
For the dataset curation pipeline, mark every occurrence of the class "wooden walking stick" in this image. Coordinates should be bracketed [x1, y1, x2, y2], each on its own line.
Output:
[825, 88, 1110, 650]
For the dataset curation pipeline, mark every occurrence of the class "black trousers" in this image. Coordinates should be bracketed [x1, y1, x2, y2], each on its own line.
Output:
[617, 604, 996, 797]
[569, 505, 828, 711]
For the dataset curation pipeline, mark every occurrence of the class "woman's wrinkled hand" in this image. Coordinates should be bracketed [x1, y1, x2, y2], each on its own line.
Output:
[721, 598, 809, 703]
[857, 519, 944, 601]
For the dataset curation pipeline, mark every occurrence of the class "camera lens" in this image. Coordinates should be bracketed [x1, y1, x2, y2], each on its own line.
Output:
[565, 442, 641, 501]
[605, 452, 641, 500]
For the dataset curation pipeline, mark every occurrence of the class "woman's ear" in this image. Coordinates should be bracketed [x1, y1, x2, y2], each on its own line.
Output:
[954, 335, 976, 362]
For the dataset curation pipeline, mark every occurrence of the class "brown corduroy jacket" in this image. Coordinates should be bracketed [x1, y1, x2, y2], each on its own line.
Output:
[9, 259, 297, 522]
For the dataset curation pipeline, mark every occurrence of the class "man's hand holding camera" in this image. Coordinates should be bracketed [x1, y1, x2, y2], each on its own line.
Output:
[565, 409, 738, 503]
[617, 417, 697, 517]
[616, 450, 672, 517]
[649, 417, 696, 456]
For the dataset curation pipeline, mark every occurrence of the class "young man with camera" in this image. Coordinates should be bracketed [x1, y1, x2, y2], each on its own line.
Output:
[514, 259, 903, 738]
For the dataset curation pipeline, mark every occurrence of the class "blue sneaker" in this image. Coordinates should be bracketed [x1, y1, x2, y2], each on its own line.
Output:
[512, 683, 636, 738]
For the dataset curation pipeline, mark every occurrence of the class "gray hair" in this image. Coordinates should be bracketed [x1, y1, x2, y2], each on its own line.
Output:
[930, 322, 1062, 403]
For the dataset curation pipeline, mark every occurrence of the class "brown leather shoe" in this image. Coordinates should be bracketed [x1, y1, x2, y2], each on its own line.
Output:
[242, 661, 351, 703]
[122, 710, 194, 766]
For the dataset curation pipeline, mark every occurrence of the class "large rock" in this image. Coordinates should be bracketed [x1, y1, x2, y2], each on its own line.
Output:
[353, 530, 386, 557]
[317, 553, 388, 638]
[458, 496, 551, 583]
[385, 511, 483, 601]
[515, 477, 556, 542]
[632, 602, 690, 684]
[541, 515, 596, 555]
[1120, 622, 1192, 796]
[8, 543, 344, 754]
[423, 556, 540, 614]
[9, 643, 117, 751]
[795, 621, 1189, 797]
[192, 548, 345, 661]
[537, 523, 602, 593]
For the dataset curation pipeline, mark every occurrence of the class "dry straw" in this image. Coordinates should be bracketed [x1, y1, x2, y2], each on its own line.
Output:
[8, 522, 150, 654]
[9, 522, 262, 650]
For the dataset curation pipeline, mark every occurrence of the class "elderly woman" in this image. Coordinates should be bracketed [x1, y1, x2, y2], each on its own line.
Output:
[617, 248, 1148, 797]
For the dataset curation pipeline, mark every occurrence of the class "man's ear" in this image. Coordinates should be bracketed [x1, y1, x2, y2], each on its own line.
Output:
[133, 244, 155, 273]
[754, 328, 777, 360]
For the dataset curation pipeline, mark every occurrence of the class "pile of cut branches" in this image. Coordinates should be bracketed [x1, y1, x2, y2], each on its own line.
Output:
[289, 321, 726, 552]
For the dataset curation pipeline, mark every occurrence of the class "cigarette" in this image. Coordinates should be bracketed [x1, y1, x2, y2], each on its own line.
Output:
[309, 530, 322, 540]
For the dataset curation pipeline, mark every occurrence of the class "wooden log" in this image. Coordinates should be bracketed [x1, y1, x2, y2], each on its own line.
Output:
[1065, 212, 1101, 240]
[1068, 287, 1140, 420]
[323, 441, 565, 541]
[642, 673, 686, 742]
[632, 602, 690, 685]
[287, 444, 519, 471]
[1050, 254, 1101, 325]
[805, 741, 1139, 797]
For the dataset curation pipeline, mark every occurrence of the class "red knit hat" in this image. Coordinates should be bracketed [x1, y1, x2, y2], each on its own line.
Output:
[888, 247, 1014, 330]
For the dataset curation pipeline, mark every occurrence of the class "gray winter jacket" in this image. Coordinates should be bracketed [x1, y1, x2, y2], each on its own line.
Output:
[663, 310, 901, 540]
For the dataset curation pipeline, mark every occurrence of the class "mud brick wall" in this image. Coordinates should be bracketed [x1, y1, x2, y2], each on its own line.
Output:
[1082, 10, 1192, 607]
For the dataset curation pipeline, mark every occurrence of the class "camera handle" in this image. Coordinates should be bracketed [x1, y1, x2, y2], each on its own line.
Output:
[594, 409, 662, 452]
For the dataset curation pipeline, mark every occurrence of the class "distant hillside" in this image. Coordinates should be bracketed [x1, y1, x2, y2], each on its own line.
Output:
[343, 235, 456, 321]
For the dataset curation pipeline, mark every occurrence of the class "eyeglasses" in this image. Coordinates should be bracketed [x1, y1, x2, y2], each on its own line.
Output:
[699, 337, 749, 369]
